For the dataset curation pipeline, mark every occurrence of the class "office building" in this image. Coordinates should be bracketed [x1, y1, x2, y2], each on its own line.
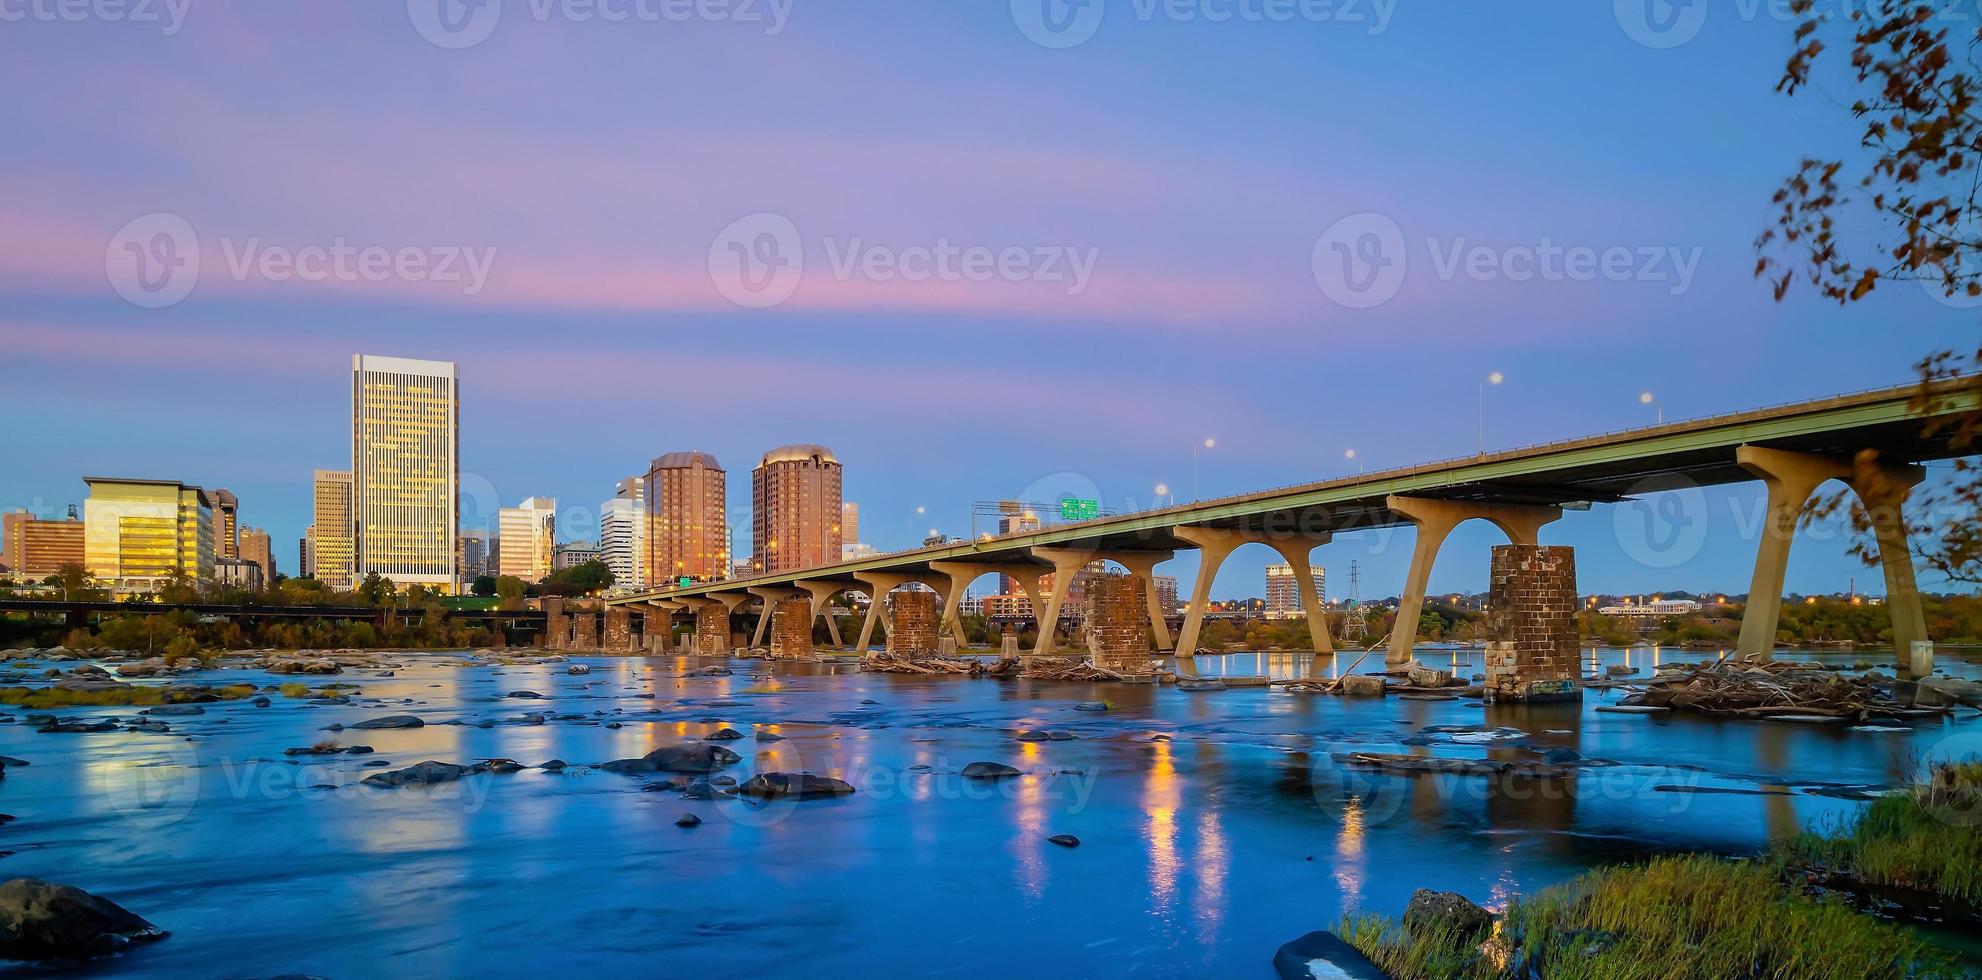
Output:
[647, 451, 728, 583]
[239, 526, 274, 586]
[752, 444, 841, 574]
[1153, 574, 1179, 614]
[600, 497, 645, 591]
[210, 489, 238, 560]
[351, 354, 459, 593]
[840, 501, 862, 560]
[1265, 563, 1326, 619]
[215, 557, 264, 591]
[457, 529, 492, 580]
[497, 497, 557, 581]
[3, 510, 86, 577]
[300, 533, 312, 579]
[311, 470, 354, 590]
[81, 477, 215, 587]
[553, 540, 601, 570]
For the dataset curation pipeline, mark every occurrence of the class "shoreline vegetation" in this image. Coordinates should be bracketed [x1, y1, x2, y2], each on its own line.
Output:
[1333, 761, 1982, 979]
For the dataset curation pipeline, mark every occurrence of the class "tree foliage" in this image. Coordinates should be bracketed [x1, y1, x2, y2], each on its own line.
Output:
[1759, 0, 1982, 583]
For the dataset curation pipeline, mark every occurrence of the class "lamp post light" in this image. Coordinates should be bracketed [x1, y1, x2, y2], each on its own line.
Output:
[1639, 391, 1663, 425]
[1345, 447, 1363, 478]
[1192, 437, 1215, 501]
[1154, 483, 1172, 508]
[1478, 371, 1503, 455]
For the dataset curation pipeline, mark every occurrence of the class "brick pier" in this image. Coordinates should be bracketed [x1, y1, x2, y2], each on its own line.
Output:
[1483, 544, 1580, 703]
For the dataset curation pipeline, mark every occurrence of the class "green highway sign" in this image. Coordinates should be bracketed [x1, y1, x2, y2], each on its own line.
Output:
[679, 576, 692, 587]
[1059, 497, 1099, 521]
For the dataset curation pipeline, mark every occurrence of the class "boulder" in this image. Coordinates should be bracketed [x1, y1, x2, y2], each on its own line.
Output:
[1071, 701, 1109, 712]
[1177, 679, 1227, 692]
[597, 742, 742, 774]
[705, 727, 745, 741]
[361, 761, 483, 787]
[142, 705, 205, 716]
[755, 731, 785, 742]
[269, 659, 341, 675]
[736, 772, 856, 799]
[1339, 674, 1388, 696]
[1605, 664, 1639, 677]
[1406, 667, 1453, 688]
[0, 878, 167, 961]
[680, 778, 717, 800]
[1270, 930, 1388, 980]
[962, 762, 1022, 779]
[675, 813, 702, 827]
[538, 759, 567, 771]
[1402, 889, 1494, 942]
[349, 715, 424, 730]
[566, 664, 591, 675]
[1047, 834, 1081, 848]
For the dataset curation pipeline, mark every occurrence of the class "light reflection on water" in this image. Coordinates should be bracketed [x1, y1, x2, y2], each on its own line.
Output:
[0, 645, 1974, 975]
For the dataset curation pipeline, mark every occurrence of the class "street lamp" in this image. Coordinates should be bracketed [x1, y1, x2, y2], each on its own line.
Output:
[1345, 448, 1363, 478]
[1154, 482, 1172, 508]
[1639, 390, 1663, 425]
[1478, 371, 1503, 455]
[1192, 437, 1215, 501]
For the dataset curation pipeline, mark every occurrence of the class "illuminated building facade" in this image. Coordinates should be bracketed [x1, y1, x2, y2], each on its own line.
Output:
[497, 497, 556, 581]
[647, 451, 728, 583]
[3, 510, 85, 577]
[751, 444, 841, 574]
[210, 488, 238, 560]
[352, 354, 459, 593]
[81, 477, 214, 587]
[600, 496, 645, 591]
[311, 469, 354, 591]
[1265, 563, 1325, 619]
[239, 527, 274, 587]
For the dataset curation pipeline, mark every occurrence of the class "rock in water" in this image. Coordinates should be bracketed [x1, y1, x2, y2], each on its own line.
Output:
[597, 742, 742, 774]
[0, 878, 167, 961]
[736, 772, 856, 799]
[1270, 931, 1388, 980]
[705, 727, 745, 740]
[349, 714, 424, 730]
[360, 761, 481, 787]
[1071, 701, 1109, 712]
[1402, 889, 1493, 941]
[1047, 834, 1080, 848]
[567, 664, 591, 675]
[1338, 674, 1387, 696]
[962, 762, 1022, 779]
[675, 812, 701, 827]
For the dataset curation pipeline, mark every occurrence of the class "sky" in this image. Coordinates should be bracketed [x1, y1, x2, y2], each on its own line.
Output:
[0, 0, 1974, 602]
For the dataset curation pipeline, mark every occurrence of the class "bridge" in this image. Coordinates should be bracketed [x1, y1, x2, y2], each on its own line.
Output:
[610, 380, 1975, 683]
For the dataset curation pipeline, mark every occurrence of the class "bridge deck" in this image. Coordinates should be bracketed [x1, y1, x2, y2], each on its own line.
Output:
[614, 380, 1974, 600]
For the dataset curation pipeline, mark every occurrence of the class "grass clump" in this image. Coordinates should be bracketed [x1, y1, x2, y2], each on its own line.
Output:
[0, 685, 169, 708]
[278, 682, 311, 698]
[1342, 855, 1954, 980]
[1774, 760, 1982, 907]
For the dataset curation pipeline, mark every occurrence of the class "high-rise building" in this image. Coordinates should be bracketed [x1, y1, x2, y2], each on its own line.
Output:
[752, 444, 841, 574]
[311, 470, 354, 590]
[840, 501, 861, 560]
[1265, 563, 1325, 619]
[210, 489, 239, 560]
[1153, 574, 1179, 615]
[81, 478, 214, 587]
[600, 497, 645, 591]
[647, 451, 727, 583]
[497, 497, 556, 582]
[238, 526, 274, 587]
[732, 558, 756, 581]
[457, 529, 492, 580]
[300, 532, 313, 579]
[352, 354, 459, 593]
[3, 510, 86, 577]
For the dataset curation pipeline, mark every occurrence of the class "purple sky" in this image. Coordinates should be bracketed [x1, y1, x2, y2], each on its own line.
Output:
[0, 2, 1971, 600]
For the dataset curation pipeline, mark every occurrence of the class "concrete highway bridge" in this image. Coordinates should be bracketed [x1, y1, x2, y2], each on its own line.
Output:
[610, 381, 1976, 683]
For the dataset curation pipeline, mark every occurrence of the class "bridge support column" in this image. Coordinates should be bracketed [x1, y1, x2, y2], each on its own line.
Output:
[1732, 446, 1931, 676]
[1732, 447, 1852, 660]
[1106, 552, 1177, 653]
[1172, 528, 1244, 678]
[1172, 528, 1333, 677]
[706, 592, 754, 652]
[930, 562, 1025, 652]
[1386, 496, 1562, 668]
[1029, 547, 1097, 659]
[796, 581, 853, 650]
[747, 587, 802, 648]
[853, 572, 924, 653]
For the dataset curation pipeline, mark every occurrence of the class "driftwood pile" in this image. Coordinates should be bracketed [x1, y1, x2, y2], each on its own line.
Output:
[859, 653, 1018, 676]
[1620, 657, 1946, 721]
[1021, 657, 1127, 681]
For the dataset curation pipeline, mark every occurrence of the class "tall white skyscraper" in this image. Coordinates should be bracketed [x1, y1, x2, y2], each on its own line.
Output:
[1265, 563, 1325, 620]
[600, 496, 645, 591]
[352, 354, 459, 593]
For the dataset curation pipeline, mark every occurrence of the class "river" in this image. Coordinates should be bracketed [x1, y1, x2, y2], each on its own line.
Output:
[1, 645, 1977, 976]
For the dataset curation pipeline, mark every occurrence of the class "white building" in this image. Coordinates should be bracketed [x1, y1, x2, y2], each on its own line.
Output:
[1265, 563, 1325, 619]
[351, 354, 459, 593]
[600, 497, 645, 591]
[1598, 598, 1701, 617]
[496, 497, 556, 582]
